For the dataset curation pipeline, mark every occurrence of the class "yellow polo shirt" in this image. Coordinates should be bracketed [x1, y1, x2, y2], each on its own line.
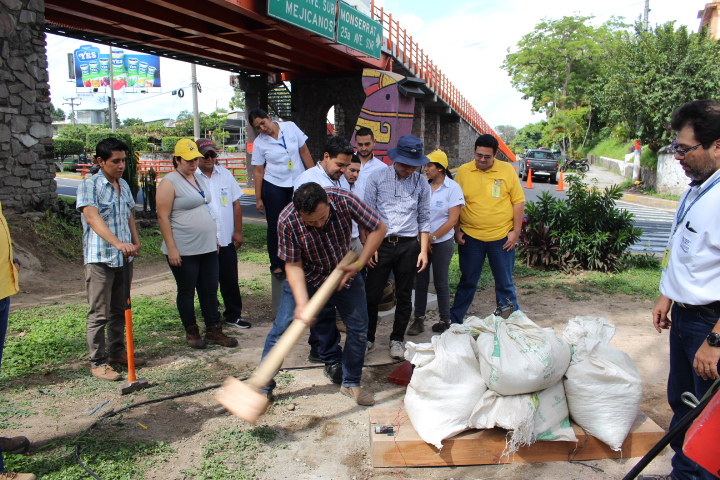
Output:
[455, 159, 525, 242]
[0, 201, 19, 299]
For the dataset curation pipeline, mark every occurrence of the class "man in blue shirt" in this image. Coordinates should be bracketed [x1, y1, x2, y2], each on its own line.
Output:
[77, 138, 143, 381]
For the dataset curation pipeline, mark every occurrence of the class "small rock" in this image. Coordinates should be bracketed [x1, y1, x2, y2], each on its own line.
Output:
[286, 403, 296, 411]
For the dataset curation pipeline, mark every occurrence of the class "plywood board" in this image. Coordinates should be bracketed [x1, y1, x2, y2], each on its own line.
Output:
[369, 407, 665, 468]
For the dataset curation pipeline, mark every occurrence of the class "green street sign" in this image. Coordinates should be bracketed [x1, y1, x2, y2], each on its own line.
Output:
[337, 2, 382, 59]
[267, 0, 337, 40]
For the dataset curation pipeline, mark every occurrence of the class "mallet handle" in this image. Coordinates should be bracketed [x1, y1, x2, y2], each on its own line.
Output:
[247, 251, 358, 389]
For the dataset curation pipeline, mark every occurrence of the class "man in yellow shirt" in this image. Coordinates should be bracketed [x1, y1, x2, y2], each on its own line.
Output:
[0, 201, 36, 480]
[441, 135, 525, 330]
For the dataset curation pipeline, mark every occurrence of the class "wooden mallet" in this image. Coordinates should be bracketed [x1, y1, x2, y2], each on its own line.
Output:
[216, 251, 358, 423]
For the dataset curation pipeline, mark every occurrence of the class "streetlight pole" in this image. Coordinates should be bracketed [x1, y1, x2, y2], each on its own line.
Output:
[191, 63, 200, 139]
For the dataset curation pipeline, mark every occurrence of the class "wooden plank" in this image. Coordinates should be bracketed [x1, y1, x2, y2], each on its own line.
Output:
[369, 407, 665, 468]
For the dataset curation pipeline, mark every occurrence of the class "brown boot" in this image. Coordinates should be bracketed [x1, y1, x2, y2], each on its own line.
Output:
[185, 324, 207, 349]
[204, 325, 238, 347]
[0, 472, 37, 480]
[407, 316, 425, 336]
[0, 436, 30, 454]
[91, 365, 122, 381]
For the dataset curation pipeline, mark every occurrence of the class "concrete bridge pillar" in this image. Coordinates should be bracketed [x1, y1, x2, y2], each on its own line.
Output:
[0, 0, 55, 212]
[440, 117, 460, 167]
[291, 75, 364, 162]
[238, 73, 273, 189]
[425, 112, 440, 152]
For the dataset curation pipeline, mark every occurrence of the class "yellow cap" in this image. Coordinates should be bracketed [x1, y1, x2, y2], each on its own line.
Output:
[173, 138, 204, 161]
[427, 149, 448, 169]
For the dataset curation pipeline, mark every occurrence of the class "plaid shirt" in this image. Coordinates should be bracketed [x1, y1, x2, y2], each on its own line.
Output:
[278, 186, 381, 288]
[77, 173, 135, 267]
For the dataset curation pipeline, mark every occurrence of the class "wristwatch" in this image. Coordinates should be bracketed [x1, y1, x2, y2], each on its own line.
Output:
[708, 332, 720, 347]
[431, 235, 437, 242]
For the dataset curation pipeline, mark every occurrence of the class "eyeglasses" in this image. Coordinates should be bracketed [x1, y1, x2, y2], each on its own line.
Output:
[474, 153, 493, 160]
[669, 141, 702, 156]
[204, 152, 217, 159]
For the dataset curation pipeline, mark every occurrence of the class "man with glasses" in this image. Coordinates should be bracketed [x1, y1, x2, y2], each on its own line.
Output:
[363, 135, 431, 359]
[196, 138, 251, 329]
[443, 134, 524, 331]
[646, 100, 720, 480]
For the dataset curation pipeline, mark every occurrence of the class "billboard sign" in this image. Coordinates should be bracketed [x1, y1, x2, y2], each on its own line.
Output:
[74, 45, 161, 94]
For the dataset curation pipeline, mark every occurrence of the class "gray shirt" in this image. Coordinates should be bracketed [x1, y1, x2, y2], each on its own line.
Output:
[161, 170, 218, 256]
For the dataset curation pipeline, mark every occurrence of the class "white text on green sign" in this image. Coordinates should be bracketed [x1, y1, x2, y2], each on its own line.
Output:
[268, 0, 336, 40]
[337, 2, 382, 59]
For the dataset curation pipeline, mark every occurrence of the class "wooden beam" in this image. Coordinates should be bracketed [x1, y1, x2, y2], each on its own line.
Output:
[369, 408, 665, 468]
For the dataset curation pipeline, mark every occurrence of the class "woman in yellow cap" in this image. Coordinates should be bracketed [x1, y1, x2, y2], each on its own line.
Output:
[407, 149, 465, 336]
[156, 139, 237, 349]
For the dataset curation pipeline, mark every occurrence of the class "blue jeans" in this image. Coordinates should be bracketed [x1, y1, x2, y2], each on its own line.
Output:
[167, 252, 221, 328]
[667, 303, 719, 480]
[450, 234, 519, 324]
[307, 306, 342, 363]
[414, 238, 455, 322]
[0, 296, 9, 471]
[261, 179, 293, 273]
[261, 276, 369, 393]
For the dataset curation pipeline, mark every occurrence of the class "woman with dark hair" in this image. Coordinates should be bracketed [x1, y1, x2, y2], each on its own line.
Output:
[407, 149, 465, 335]
[156, 138, 237, 349]
[249, 108, 314, 278]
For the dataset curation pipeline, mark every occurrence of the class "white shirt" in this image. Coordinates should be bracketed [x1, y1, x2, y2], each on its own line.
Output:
[198, 165, 242, 246]
[428, 176, 465, 243]
[356, 156, 387, 193]
[660, 168, 720, 305]
[349, 179, 364, 238]
[292, 163, 350, 192]
[251, 121, 308, 188]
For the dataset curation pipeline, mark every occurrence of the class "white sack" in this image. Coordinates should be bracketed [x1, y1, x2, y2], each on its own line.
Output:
[562, 317, 642, 451]
[471, 311, 572, 395]
[532, 381, 577, 442]
[404, 341, 434, 368]
[470, 389, 535, 453]
[405, 329, 487, 449]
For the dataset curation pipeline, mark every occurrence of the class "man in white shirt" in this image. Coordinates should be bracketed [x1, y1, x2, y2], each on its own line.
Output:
[649, 100, 720, 480]
[196, 139, 250, 329]
[354, 127, 387, 192]
[293, 136, 351, 191]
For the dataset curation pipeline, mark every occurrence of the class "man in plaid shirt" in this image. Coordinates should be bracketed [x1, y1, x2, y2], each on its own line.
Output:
[260, 182, 386, 406]
[77, 138, 142, 382]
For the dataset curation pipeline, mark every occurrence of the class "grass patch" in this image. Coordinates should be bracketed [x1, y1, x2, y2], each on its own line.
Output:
[237, 224, 270, 266]
[0, 398, 37, 429]
[580, 267, 661, 299]
[183, 425, 276, 480]
[4, 434, 173, 480]
[589, 137, 657, 168]
[136, 226, 165, 263]
[30, 214, 83, 261]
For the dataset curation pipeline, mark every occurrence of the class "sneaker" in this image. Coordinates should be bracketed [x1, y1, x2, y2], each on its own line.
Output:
[108, 352, 147, 367]
[365, 341, 376, 356]
[0, 472, 37, 480]
[340, 386, 375, 406]
[431, 321, 450, 333]
[184, 324, 207, 349]
[389, 340, 404, 359]
[91, 365, 122, 381]
[0, 436, 30, 454]
[407, 316, 425, 336]
[204, 325, 239, 348]
[225, 317, 251, 329]
[323, 361, 343, 384]
[307, 352, 323, 364]
[336, 319, 346, 333]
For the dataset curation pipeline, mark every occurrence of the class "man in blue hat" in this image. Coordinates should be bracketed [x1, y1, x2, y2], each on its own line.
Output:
[363, 134, 431, 359]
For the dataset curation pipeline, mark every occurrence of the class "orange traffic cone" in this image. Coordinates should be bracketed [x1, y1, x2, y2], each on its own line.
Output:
[524, 169, 534, 189]
[556, 171, 565, 191]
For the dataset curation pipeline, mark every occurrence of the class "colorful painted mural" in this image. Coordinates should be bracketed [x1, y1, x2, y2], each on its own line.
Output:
[351, 69, 416, 163]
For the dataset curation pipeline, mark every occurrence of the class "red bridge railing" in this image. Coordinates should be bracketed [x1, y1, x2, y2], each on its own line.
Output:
[370, 1, 515, 161]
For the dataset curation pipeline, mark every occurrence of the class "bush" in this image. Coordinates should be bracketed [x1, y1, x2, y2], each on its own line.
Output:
[161, 136, 183, 153]
[519, 175, 642, 272]
[132, 136, 149, 152]
[85, 131, 138, 199]
[53, 138, 84, 157]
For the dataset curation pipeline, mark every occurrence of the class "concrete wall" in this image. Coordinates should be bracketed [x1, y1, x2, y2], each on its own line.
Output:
[0, 0, 55, 212]
[588, 152, 686, 196]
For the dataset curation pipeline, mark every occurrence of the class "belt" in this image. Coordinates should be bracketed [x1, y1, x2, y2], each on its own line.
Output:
[675, 301, 720, 317]
[383, 235, 417, 244]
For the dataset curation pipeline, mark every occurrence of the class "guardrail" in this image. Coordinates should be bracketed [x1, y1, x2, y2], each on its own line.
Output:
[370, 0, 515, 161]
[138, 157, 248, 182]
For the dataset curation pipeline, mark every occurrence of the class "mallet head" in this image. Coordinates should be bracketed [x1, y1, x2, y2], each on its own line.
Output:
[216, 376, 271, 423]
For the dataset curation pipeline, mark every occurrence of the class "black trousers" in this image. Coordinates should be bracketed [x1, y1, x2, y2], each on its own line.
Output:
[365, 240, 419, 343]
[217, 243, 243, 320]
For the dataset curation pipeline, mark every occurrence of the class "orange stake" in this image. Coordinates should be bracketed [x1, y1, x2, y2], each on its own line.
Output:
[556, 171, 565, 191]
[525, 169, 534, 189]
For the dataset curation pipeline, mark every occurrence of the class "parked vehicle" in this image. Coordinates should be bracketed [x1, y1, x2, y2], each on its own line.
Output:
[518, 148, 560, 184]
[559, 158, 590, 173]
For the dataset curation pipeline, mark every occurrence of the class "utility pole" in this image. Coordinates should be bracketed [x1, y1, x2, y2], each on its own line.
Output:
[191, 63, 200, 140]
[109, 46, 116, 132]
[63, 97, 80, 125]
[643, 0, 650, 30]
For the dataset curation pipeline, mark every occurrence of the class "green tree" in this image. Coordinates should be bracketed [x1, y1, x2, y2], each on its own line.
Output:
[229, 89, 245, 111]
[591, 22, 720, 150]
[547, 107, 590, 157]
[122, 117, 145, 127]
[503, 15, 624, 114]
[50, 102, 66, 122]
[495, 125, 518, 144]
[510, 121, 548, 152]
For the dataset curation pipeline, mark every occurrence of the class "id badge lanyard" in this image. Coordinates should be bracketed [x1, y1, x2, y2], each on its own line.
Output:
[279, 134, 293, 170]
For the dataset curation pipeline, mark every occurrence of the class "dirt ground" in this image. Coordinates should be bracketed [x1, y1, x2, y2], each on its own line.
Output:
[4, 216, 674, 480]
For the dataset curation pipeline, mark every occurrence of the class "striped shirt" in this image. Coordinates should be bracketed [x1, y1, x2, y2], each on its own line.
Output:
[363, 165, 431, 237]
[278, 186, 381, 288]
[77, 173, 135, 267]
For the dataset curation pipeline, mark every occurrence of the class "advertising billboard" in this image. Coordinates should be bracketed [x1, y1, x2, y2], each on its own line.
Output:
[74, 45, 161, 95]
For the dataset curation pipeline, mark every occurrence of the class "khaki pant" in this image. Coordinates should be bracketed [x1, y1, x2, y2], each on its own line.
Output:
[85, 262, 132, 368]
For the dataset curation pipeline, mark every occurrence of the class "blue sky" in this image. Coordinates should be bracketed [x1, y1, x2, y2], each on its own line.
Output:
[47, 0, 699, 129]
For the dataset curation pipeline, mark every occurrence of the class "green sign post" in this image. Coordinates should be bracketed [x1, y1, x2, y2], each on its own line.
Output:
[267, 0, 337, 40]
[337, 2, 382, 59]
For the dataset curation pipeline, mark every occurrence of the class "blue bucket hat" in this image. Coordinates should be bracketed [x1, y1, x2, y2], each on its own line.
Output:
[387, 135, 430, 167]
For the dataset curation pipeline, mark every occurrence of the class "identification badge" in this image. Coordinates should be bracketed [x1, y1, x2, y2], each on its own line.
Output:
[288, 160, 293, 170]
[220, 187, 229, 207]
[492, 179, 502, 198]
[661, 249, 670, 269]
